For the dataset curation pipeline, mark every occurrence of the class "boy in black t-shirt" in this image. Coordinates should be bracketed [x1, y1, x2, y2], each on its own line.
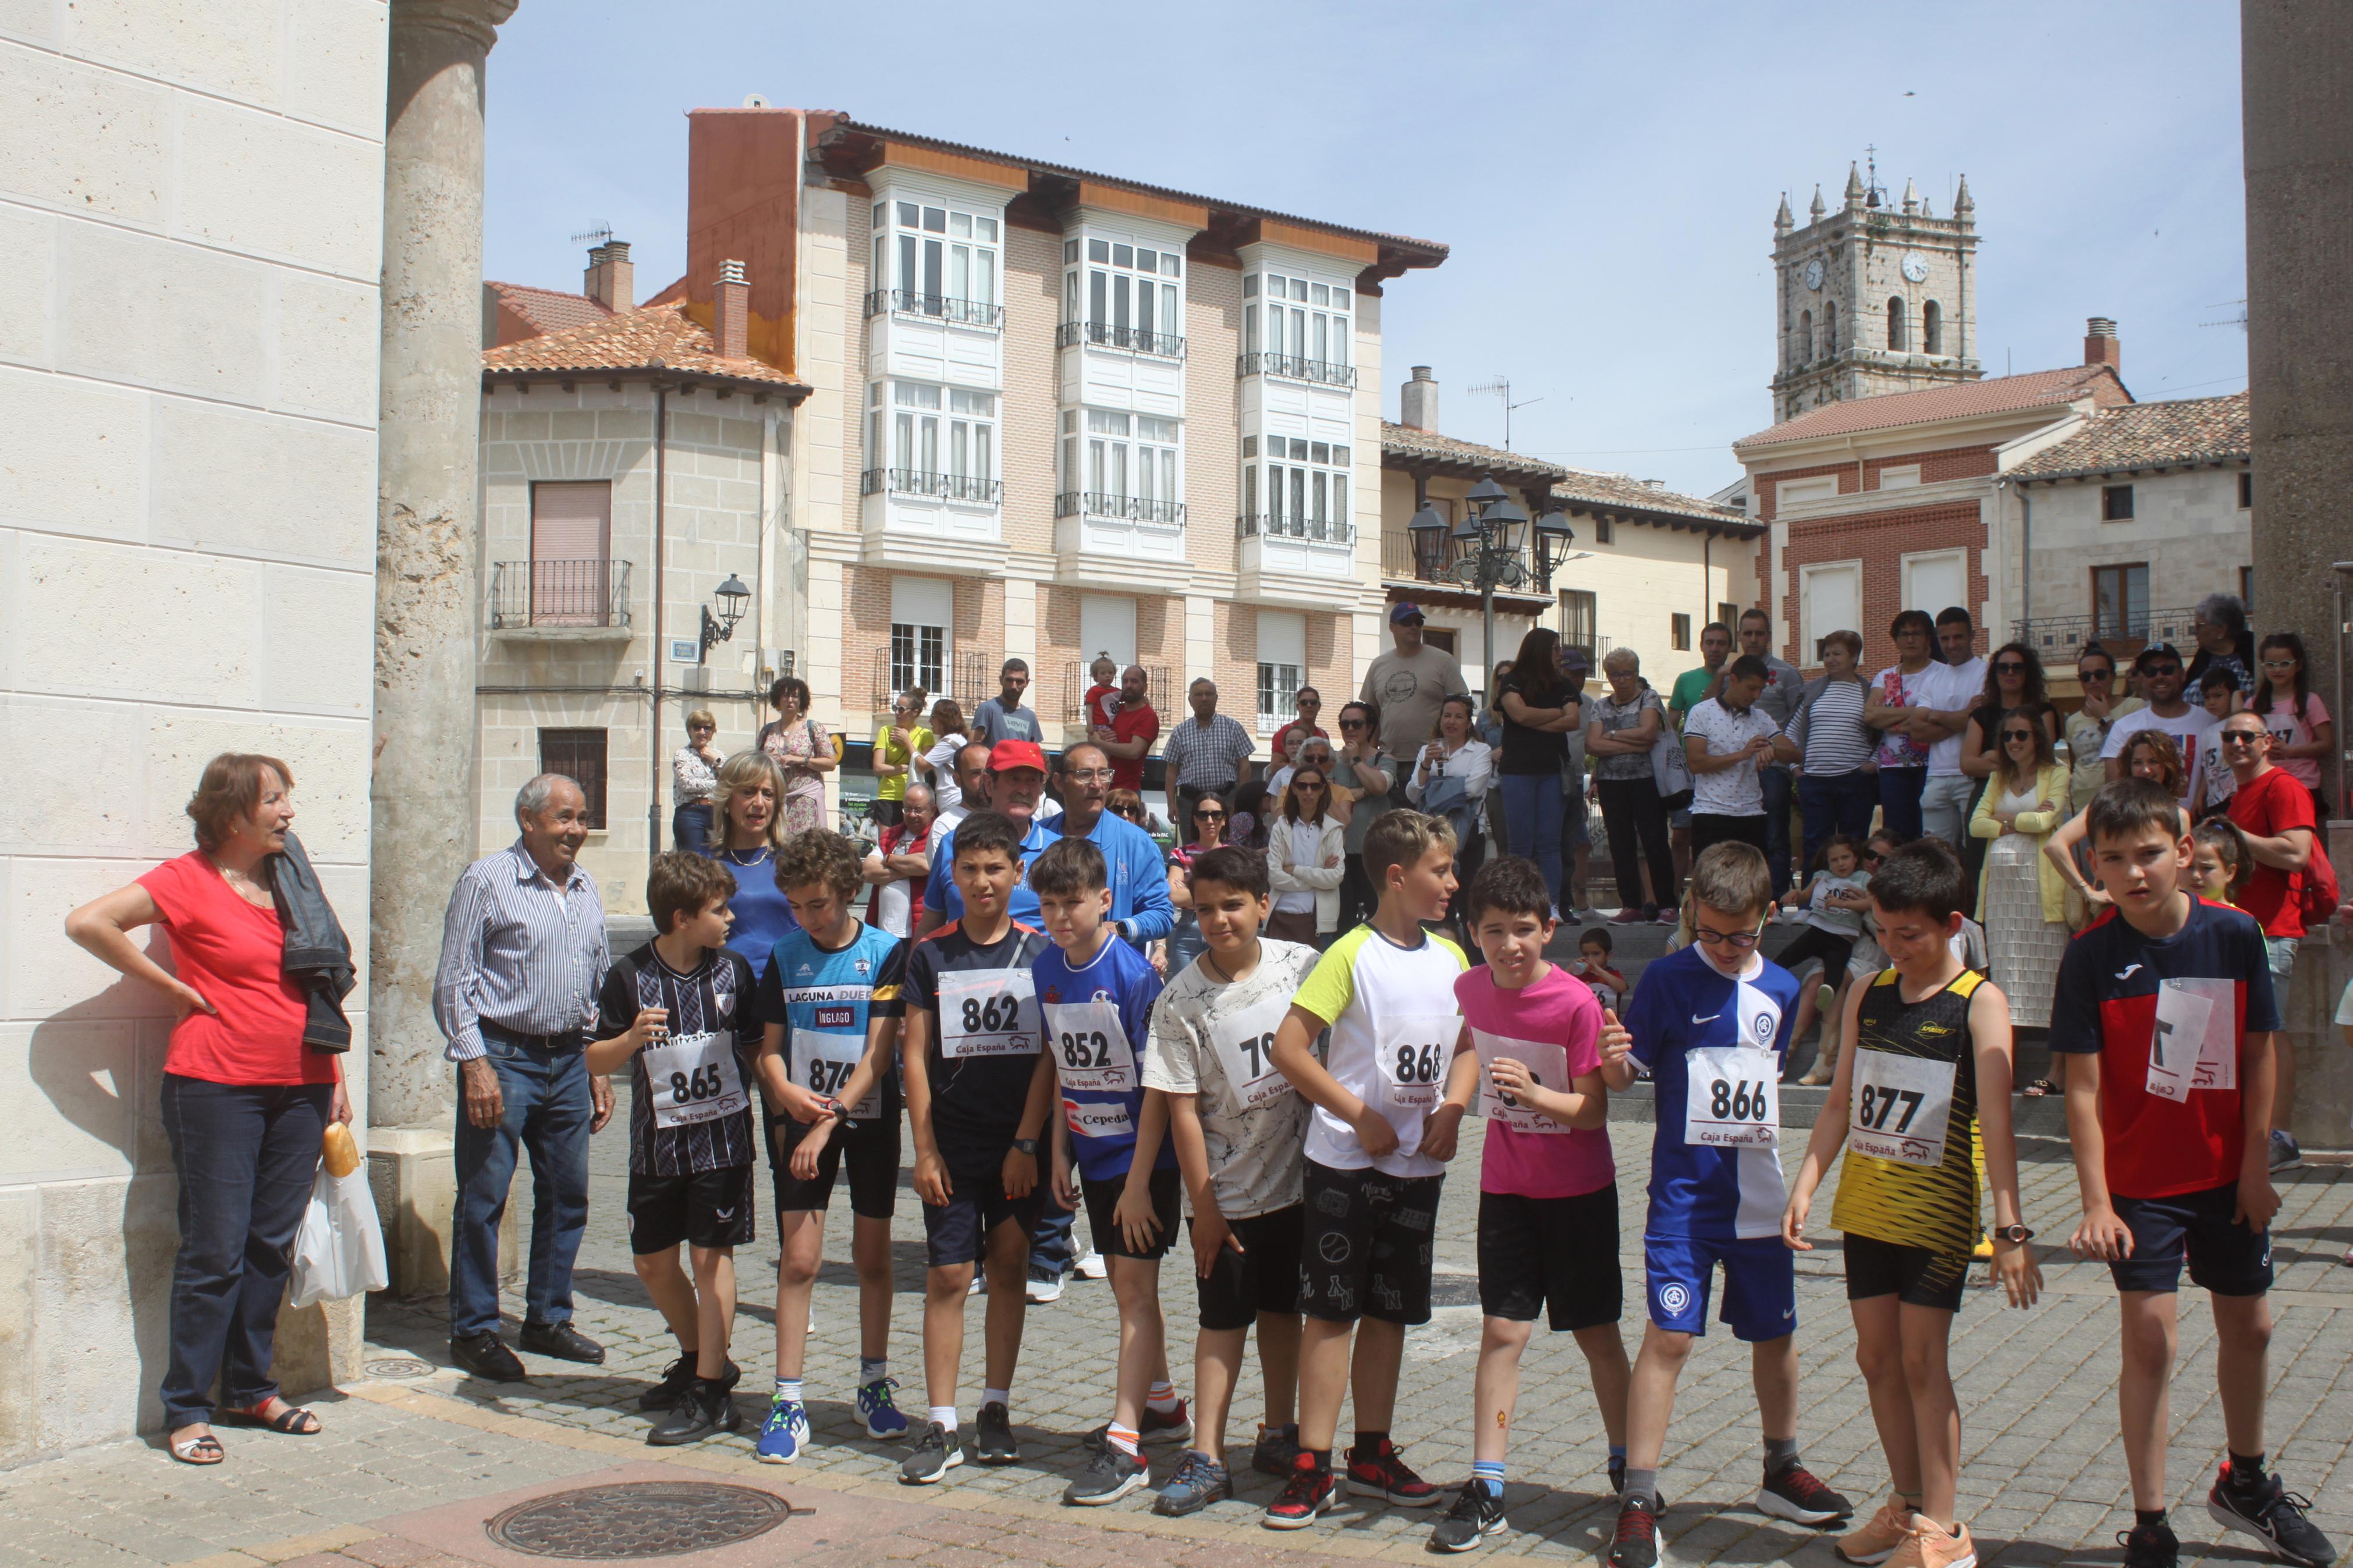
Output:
[588, 852, 758, 1446]
[898, 811, 1057, 1484]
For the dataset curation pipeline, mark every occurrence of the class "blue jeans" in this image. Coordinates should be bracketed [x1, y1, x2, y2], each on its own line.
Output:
[450, 1031, 592, 1338]
[1498, 773, 1564, 908]
[1798, 770, 1879, 874]
[159, 1075, 332, 1427]
[1030, 1190, 1079, 1279]
[672, 801, 712, 855]
[1879, 767, 1926, 842]
[1759, 766, 1794, 895]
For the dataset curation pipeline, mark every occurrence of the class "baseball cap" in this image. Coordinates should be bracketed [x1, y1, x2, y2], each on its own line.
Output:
[2134, 642, 2184, 672]
[1390, 602, 1427, 625]
[987, 739, 1048, 773]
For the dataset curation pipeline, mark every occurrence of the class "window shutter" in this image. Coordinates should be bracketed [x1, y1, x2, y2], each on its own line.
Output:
[530, 482, 612, 624]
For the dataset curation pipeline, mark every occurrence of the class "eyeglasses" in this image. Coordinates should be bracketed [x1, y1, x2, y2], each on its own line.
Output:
[2261, 659, 2297, 670]
[2144, 666, 2182, 680]
[1339, 719, 1367, 731]
[1066, 769, 1115, 784]
[1296, 783, 1326, 792]
[2001, 729, 2035, 742]
[2080, 669, 2113, 680]
[1993, 661, 2028, 674]
[2220, 731, 2266, 746]
[1692, 921, 1766, 951]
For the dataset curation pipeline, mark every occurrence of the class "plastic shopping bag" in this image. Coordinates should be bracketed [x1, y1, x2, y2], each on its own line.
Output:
[289, 1162, 390, 1307]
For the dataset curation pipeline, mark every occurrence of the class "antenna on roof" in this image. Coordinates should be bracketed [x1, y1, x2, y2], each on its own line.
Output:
[1467, 376, 1543, 452]
[2199, 298, 2249, 333]
[570, 224, 615, 250]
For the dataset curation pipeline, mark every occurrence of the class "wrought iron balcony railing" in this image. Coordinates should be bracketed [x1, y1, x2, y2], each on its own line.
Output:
[860, 467, 1003, 504]
[1235, 351, 1357, 387]
[861, 289, 1005, 328]
[1237, 513, 1356, 546]
[489, 559, 632, 630]
[1056, 320, 1187, 359]
[1055, 492, 1187, 525]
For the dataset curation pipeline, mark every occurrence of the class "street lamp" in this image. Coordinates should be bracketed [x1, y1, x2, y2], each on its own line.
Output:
[1419, 475, 1577, 680]
[699, 573, 751, 661]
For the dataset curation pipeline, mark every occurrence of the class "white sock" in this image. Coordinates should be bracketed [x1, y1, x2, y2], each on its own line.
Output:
[775, 1377, 803, 1403]
[929, 1405, 958, 1432]
[1147, 1380, 1180, 1413]
[860, 1356, 888, 1386]
[982, 1386, 1009, 1411]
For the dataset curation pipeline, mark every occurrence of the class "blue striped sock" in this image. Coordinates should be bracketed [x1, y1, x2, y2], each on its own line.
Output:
[1472, 1460, 1506, 1498]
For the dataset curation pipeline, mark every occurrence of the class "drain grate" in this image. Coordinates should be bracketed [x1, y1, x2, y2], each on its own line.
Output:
[485, 1482, 795, 1559]
[364, 1357, 435, 1379]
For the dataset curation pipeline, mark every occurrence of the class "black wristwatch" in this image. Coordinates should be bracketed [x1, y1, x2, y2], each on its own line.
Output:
[1010, 1137, 1039, 1157]
[1993, 1224, 2035, 1245]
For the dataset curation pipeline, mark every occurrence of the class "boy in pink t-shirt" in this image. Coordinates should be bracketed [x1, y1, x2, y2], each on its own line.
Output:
[1426, 856, 1632, 1551]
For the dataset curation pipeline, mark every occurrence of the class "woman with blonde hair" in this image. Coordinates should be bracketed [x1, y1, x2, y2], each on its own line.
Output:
[1969, 703, 2070, 1030]
[672, 708, 724, 854]
[921, 697, 971, 813]
[702, 750, 797, 967]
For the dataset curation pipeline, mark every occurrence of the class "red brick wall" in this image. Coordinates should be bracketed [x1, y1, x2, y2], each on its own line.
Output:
[1774, 499, 1988, 671]
[844, 567, 1003, 728]
[1756, 443, 1997, 522]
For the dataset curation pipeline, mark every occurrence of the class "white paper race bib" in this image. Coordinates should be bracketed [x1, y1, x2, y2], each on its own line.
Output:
[2146, 977, 2237, 1103]
[1472, 1028, 1573, 1135]
[1847, 1049, 1957, 1167]
[1063, 1095, 1134, 1140]
[643, 1030, 748, 1128]
[1378, 1014, 1459, 1114]
[1684, 1045, 1780, 1148]
[1208, 994, 1294, 1112]
[1045, 998, 1135, 1093]
[937, 969, 1041, 1059]
[793, 1026, 879, 1119]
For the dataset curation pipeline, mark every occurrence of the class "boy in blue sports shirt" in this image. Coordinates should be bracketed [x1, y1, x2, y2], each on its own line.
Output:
[1598, 841, 1852, 1568]
[1028, 837, 1191, 1506]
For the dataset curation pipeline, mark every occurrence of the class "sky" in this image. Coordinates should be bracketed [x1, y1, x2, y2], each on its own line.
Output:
[481, 1, 2248, 499]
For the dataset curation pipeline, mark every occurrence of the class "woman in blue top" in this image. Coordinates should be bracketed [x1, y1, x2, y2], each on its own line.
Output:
[701, 751, 798, 978]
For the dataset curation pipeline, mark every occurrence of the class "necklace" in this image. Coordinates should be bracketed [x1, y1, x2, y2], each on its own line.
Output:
[1199, 951, 1235, 986]
[718, 844, 769, 865]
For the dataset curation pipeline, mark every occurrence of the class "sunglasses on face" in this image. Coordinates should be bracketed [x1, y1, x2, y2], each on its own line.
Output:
[1194, 809, 1226, 821]
[1339, 719, 1367, 730]
[2081, 668, 2113, 680]
[1994, 661, 2027, 674]
[2145, 666, 2182, 680]
[1296, 783, 1325, 792]
[2221, 731, 2265, 746]
[2001, 729, 2034, 742]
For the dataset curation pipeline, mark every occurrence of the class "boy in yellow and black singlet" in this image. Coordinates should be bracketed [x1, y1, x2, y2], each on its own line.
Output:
[1785, 843, 2040, 1568]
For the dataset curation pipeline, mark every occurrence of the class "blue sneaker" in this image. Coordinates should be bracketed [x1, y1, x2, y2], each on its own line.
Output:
[858, 1376, 910, 1439]
[754, 1395, 810, 1464]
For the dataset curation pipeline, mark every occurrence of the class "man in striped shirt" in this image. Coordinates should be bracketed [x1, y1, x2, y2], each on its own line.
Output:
[433, 774, 614, 1382]
[1163, 678, 1258, 827]
[1786, 630, 1878, 875]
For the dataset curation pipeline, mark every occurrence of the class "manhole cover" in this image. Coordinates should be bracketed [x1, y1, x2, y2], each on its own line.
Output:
[364, 1357, 435, 1379]
[485, 1482, 793, 1559]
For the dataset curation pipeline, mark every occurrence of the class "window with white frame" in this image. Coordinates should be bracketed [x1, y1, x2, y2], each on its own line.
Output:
[1242, 271, 1352, 384]
[1251, 435, 1351, 541]
[1062, 410, 1183, 523]
[890, 577, 953, 698]
[1256, 611, 1306, 733]
[869, 199, 1001, 325]
[1063, 235, 1183, 355]
[864, 381, 998, 503]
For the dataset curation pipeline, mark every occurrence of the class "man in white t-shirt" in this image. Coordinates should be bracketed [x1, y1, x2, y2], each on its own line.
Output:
[1681, 655, 1798, 861]
[2101, 643, 2217, 806]
[1917, 608, 1988, 847]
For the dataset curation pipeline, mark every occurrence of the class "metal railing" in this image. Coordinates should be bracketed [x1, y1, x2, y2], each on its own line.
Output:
[1234, 351, 1357, 387]
[1063, 662, 1174, 730]
[1055, 320, 1187, 359]
[2013, 606, 2197, 660]
[489, 559, 632, 630]
[867, 647, 1000, 717]
[1055, 492, 1187, 525]
[861, 289, 1006, 328]
[1237, 513, 1357, 546]
[860, 467, 1003, 504]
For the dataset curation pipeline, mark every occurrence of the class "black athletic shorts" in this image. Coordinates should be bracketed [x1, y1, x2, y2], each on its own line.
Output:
[1843, 1231, 1969, 1313]
[920, 1140, 1046, 1268]
[1298, 1158, 1443, 1326]
[627, 1163, 757, 1255]
[2110, 1183, 2274, 1297]
[1082, 1167, 1182, 1261]
[1478, 1186, 1624, 1330]
[1195, 1205, 1306, 1331]
[768, 1115, 900, 1220]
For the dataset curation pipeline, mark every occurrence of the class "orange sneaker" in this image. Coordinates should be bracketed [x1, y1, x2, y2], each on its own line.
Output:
[1836, 1497, 1913, 1565]
[1886, 1517, 1977, 1568]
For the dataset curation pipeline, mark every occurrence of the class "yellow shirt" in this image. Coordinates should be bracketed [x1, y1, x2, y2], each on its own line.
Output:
[873, 724, 934, 802]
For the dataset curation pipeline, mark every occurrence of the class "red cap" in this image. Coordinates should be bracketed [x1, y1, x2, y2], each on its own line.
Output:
[988, 739, 1048, 773]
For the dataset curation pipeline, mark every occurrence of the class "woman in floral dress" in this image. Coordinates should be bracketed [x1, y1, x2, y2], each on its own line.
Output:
[757, 675, 836, 835]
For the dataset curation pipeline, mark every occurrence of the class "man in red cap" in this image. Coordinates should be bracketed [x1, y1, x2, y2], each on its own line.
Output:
[918, 741, 1055, 936]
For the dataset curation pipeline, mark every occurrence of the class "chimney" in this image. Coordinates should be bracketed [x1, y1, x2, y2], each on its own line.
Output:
[714, 259, 749, 359]
[2084, 316, 2120, 369]
[583, 240, 634, 311]
[1400, 365, 1440, 432]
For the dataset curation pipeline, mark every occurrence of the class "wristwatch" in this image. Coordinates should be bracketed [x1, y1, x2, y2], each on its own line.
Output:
[1010, 1137, 1039, 1157]
[1993, 1224, 2035, 1245]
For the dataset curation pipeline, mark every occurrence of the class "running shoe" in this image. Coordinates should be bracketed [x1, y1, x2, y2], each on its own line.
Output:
[1429, 1482, 1509, 1552]
[1837, 1496, 1914, 1565]
[1263, 1454, 1337, 1530]
[857, 1375, 910, 1439]
[1063, 1444, 1149, 1506]
[752, 1395, 809, 1463]
[1083, 1400, 1194, 1451]
[647, 1379, 739, 1446]
[2271, 1130, 2304, 1174]
[2118, 1516, 2179, 1568]
[1656, 908, 1680, 926]
[1073, 1248, 1110, 1280]
[2209, 1464, 2337, 1567]
[899, 1420, 961, 1484]
[1886, 1517, 1976, 1568]
[1610, 908, 1646, 926]
[638, 1356, 696, 1412]
[1154, 1451, 1233, 1516]
[1025, 1269, 1066, 1305]
[1347, 1437, 1440, 1506]
[1607, 1498, 1660, 1568]
[1758, 1464, 1853, 1526]
[974, 1399, 1019, 1464]
[1253, 1421, 1304, 1477]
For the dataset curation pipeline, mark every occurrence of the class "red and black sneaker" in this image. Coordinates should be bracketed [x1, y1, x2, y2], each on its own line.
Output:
[1758, 1464, 1854, 1527]
[1262, 1452, 1337, 1531]
[1608, 1498, 1660, 1568]
[1347, 1437, 1441, 1506]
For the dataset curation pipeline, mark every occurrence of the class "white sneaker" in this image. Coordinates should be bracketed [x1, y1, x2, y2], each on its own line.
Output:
[1073, 1249, 1108, 1281]
[1026, 1271, 1066, 1304]
[968, 1272, 986, 1296]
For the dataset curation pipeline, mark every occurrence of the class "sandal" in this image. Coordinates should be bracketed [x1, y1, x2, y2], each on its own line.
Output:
[2021, 1079, 2058, 1097]
[224, 1400, 321, 1435]
[169, 1430, 225, 1465]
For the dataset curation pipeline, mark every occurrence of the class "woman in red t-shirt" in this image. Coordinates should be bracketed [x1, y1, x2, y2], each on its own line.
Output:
[66, 754, 349, 1466]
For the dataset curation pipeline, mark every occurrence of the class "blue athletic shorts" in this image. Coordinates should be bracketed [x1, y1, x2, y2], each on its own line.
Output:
[1642, 1233, 1796, 1341]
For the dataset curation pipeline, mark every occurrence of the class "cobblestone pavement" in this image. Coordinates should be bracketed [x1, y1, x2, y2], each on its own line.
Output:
[10, 1104, 2353, 1567]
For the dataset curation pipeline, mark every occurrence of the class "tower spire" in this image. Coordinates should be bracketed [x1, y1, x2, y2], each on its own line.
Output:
[1774, 191, 1794, 236]
[1809, 183, 1826, 221]
[1901, 176, 1919, 215]
[1844, 161, 1866, 208]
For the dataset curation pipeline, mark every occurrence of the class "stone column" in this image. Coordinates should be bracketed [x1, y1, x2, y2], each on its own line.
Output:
[371, 0, 517, 1289]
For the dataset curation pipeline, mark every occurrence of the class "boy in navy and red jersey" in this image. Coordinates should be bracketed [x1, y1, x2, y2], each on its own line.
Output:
[2053, 778, 2332, 1568]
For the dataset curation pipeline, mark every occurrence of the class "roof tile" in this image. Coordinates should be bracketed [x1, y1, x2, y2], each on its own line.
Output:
[480, 301, 807, 390]
[485, 280, 613, 337]
[2006, 391, 2249, 480]
[1736, 364, 2128, 449]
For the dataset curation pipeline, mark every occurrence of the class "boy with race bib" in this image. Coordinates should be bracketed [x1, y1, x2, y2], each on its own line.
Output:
[1027, 837, 1190, 1506]
[1783, 842, 2040, 1568]
[1262, 809, 1471, 1530]
[1428, 856, 1631, 1553]
[2052, 779, 2331, 1568]
[748, 830, 912, 1462]
[1599, 841, 1852, 1568]
[897, 811, 1059, 1484]
[587, 852, 760, 1445]
[1134, 845, 1320, 1516]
